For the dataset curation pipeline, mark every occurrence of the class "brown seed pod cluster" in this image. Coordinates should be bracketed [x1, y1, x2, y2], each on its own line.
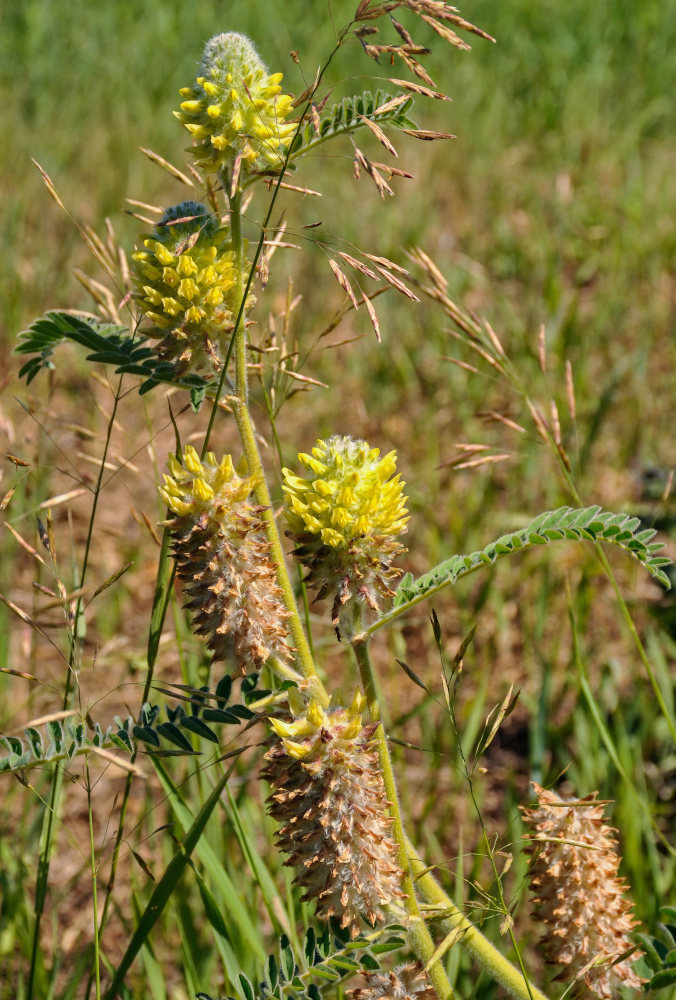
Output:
[521, 783, 644, 998]
[160, 446, 293, 676]
[262, 693, 405, 936]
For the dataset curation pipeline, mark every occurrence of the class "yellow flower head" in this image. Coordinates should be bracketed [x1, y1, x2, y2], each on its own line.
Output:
[132, 201, 244, 372]
[176, 32, 296, 176]
[282, 436, 408, 634]
[159, 446, 292, 675]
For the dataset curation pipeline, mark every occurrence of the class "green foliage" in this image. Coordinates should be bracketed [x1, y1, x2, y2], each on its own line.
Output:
[14, 311, 207, 395]
[197, 921, 407, 1000]
[394, 505, 672, 612]
[0, 674, 263, 774]
[288, 90, 415, 160]
[104, 764, 234, 1000]
[636, 906, 676, 991]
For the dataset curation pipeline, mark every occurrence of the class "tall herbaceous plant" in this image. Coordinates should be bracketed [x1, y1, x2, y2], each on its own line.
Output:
[6, 4, 672, 1000]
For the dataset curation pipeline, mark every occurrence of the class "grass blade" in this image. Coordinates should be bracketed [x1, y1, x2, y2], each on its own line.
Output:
[103, 764, 234, 999]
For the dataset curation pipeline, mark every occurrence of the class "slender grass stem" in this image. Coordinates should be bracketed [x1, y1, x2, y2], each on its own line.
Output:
[225, 193, 322, 693]
[352, 607, 550, 1000]
[28, 374, 125, 1000]
[86, 764, 102, 1000]
[444, 689, 537, 1000]
[507, 376, 676, 746]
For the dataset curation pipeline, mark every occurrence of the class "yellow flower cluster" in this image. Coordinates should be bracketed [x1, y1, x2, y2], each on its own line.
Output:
[270, 690, 367, 759]
[282, 437, 408, 550]
[176, 32, 296, 176]
[132, 202, 240, 372]
[282, 437, 408, 632]
[159, 445, 252, 518]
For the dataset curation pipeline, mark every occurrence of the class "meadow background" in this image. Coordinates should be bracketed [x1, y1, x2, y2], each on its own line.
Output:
[1, 1, 675, 997]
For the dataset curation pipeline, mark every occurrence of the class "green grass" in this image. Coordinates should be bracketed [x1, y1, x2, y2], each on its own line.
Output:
[1, 1, 675, 998]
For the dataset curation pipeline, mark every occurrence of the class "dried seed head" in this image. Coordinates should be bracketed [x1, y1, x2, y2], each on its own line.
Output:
[132, 201, 252, 373]
[160, 446, 292, 676]
[521, 783, 645, 998]
[282, 436, 408, 634]
[349, 963, 435, 1000]
[176, 33, 296, 176]
[262, 691, 405, 935]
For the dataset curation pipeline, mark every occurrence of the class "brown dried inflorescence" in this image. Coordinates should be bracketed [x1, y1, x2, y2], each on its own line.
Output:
[349, 962, 435, 1000]
[160, 447, 293, 676]
[521, 783, 645, 998]
[354, 1, 494, 85]
[262, 693, 405, 936]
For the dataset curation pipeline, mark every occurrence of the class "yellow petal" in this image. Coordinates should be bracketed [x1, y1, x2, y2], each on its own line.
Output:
[183, 446, 202, 475]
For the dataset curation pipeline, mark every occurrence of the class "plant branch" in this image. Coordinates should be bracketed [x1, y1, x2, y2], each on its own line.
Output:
[406, 842, 551, 1000]
[351, 614, 455, 1000]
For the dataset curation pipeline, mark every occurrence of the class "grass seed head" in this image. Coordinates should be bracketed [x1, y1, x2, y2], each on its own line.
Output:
[282, 436, 408, 634]
[132, 201, 250, 373]
[176, 32, 296, 176]
[521, 783, 645, 998]
[160, 445, 292, 676]
[262, 690, 405, 935]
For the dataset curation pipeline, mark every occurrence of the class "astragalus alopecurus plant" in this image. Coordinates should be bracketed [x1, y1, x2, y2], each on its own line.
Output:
[7, 5, 669, 1000]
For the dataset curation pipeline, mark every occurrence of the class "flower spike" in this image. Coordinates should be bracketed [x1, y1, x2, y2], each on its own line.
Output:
[132, 201, 253, 374]
[176, 33, 297, 178]
[160, 446, 292, 676]
[521, 783, 644, 998]
[262, 692, 405, 935]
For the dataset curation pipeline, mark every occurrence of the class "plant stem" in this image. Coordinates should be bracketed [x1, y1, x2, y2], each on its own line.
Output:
[86, 764, 102, 1000]
[84, 524, 176, 1000]
[352, 607, 549, 1000]
[406, 843, 551, 1000]
[226, 192, 322, 696]
[28, 374, 125, 1000]
[351, 616, 454, 1000]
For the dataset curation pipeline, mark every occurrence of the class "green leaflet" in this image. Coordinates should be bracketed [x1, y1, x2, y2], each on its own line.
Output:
[389, 505, 671, 618]
[635, 907, 676, 991]
[288, 90, 415, 160]
[0, 677, 262, 774]
[196, 922, 407, 1000]
[14, 311, 207, 395]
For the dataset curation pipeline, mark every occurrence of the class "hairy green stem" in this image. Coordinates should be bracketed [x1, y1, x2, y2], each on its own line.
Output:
[352, 607, 549, 1000]
[406, 843, 551, 1000]
[351, 620, 454, 1000]
[226, 194, 322, 695]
